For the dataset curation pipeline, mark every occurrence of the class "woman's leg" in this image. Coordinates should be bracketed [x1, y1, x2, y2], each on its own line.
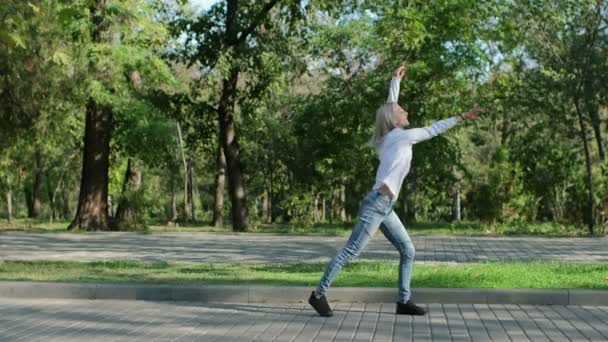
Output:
[315, 194, 389, 297]
[379, 210, 415, 303]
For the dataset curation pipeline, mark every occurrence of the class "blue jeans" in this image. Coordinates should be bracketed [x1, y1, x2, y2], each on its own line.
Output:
[316, 190, 416, 302]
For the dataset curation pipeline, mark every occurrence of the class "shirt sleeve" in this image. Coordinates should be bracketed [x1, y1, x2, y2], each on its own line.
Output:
[387, 77, 400, 103]
[400, 116, 459, 144]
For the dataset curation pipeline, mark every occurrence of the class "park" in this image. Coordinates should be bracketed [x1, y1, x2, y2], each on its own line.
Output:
[1, 0, 607, 340]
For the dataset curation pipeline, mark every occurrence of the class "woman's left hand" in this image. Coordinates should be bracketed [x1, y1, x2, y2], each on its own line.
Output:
[393, 64, 407, 79]
[462, 107, 487, 120]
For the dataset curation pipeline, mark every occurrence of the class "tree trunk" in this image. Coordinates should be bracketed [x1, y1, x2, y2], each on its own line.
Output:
[170, 170, 178, 223]
[218, 0, 249, 232]
[268, 168, 275, 223]
[321, 195, 326, 222]
[31, 172, 42, 218]
[31, 150, 43, 219]
[262, 190, 271, 224]
[213, 145, 226, 227]
[252, 196, 258, 223]
[218, 68, 249, 231]
[69, 0, 113, 231]
[107, 195, 113, 218]
[52, 153, 76, 221]
[453, 186, 461, 222]
[176, 123, 190, 222]
[575, 96, 595, 234]
[46, 171, 56, 222]
[261, 191, 267, 224]
[329, 189, 336, 223]
[5, 191, 12, 223]
[267, 190, 273, 223]
[339, 181, 347, 223]
[113, 158, 145, 230]
[313, 192, 320, 223]
[587, 102, 605, 161]
[61, 187, 70, 219]
[68, 99, 113, 231]
[198, 184, 207, 220]
[583, 1, 605, 162]
[24, 184, 33, 218]
[187, 158, 195, 222]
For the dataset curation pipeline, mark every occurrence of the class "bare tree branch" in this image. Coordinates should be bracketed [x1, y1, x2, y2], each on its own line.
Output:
[529, 21, 567, 68]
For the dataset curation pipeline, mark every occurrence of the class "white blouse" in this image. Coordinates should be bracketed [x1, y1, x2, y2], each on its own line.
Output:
[372, 77, 460, 200]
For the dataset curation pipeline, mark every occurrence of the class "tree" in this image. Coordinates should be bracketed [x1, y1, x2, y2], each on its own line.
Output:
[1, 1, 86, 222]
[113, 159, 144, 230]
[0, 1, 44, 149]
[496, 0, 608, 233]
[174, 0, 350, 231]
[69, 0, 175, 230]
[68, 0, 116, 230]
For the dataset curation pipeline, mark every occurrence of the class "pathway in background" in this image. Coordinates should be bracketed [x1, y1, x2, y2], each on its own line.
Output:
[1, 232, 606, 264]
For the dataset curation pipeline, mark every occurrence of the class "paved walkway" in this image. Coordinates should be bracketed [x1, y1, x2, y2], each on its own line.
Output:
[1, 298, 607, 341]
[1, 232, 606, 264]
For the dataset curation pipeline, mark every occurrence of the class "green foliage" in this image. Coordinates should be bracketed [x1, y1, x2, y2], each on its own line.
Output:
[468, 147, 536, 223]
[1, 0, 606, 230]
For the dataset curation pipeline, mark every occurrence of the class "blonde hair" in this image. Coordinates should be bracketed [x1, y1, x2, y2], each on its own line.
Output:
[370, 103, 397, 148]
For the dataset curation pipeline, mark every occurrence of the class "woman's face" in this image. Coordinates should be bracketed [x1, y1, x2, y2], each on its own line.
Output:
[393, 104, 409, 128]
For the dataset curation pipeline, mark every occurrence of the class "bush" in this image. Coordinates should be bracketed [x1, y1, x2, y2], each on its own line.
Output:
[468, 148, 535, 223]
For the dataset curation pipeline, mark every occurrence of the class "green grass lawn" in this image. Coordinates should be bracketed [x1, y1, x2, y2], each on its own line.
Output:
[0, 218, 600, 236]
[1, 260, 606, 289]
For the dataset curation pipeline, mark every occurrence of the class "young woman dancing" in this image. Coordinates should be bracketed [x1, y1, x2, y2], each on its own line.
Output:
[308, 64, 483, 317]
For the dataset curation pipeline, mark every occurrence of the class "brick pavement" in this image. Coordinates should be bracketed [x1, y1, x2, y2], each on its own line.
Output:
[1, 298, 608, 341]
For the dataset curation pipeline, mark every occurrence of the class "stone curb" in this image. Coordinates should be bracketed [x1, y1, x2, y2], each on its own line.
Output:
[0, 281, 606, 305]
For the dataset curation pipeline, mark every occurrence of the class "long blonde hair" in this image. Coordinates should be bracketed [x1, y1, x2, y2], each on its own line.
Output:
[370, 103, 397, 148]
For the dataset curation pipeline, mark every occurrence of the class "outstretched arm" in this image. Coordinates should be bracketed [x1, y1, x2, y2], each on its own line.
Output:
[387, 64, 406, 103]
[402, 117, 458, 144]
[402, 108, 485, 144]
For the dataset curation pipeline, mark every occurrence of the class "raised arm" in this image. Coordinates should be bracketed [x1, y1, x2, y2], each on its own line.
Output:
[387, 64, 406, 103]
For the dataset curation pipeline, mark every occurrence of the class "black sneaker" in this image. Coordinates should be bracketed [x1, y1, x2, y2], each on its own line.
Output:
[308, 291, 333, 317]
[396, 300, 426, 315]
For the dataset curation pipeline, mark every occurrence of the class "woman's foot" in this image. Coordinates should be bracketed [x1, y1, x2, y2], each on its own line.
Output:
[308, 291, 333, 317]
[396, 300, 426, 315]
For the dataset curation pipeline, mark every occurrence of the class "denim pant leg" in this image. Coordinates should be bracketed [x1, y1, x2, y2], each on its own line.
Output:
[379, 210, 415, 302]
[316, 193, 390, 296]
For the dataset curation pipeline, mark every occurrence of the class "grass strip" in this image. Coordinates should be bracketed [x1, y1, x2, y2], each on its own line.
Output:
[0, 260, 606, 289]
[0, 219, 599, 237]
